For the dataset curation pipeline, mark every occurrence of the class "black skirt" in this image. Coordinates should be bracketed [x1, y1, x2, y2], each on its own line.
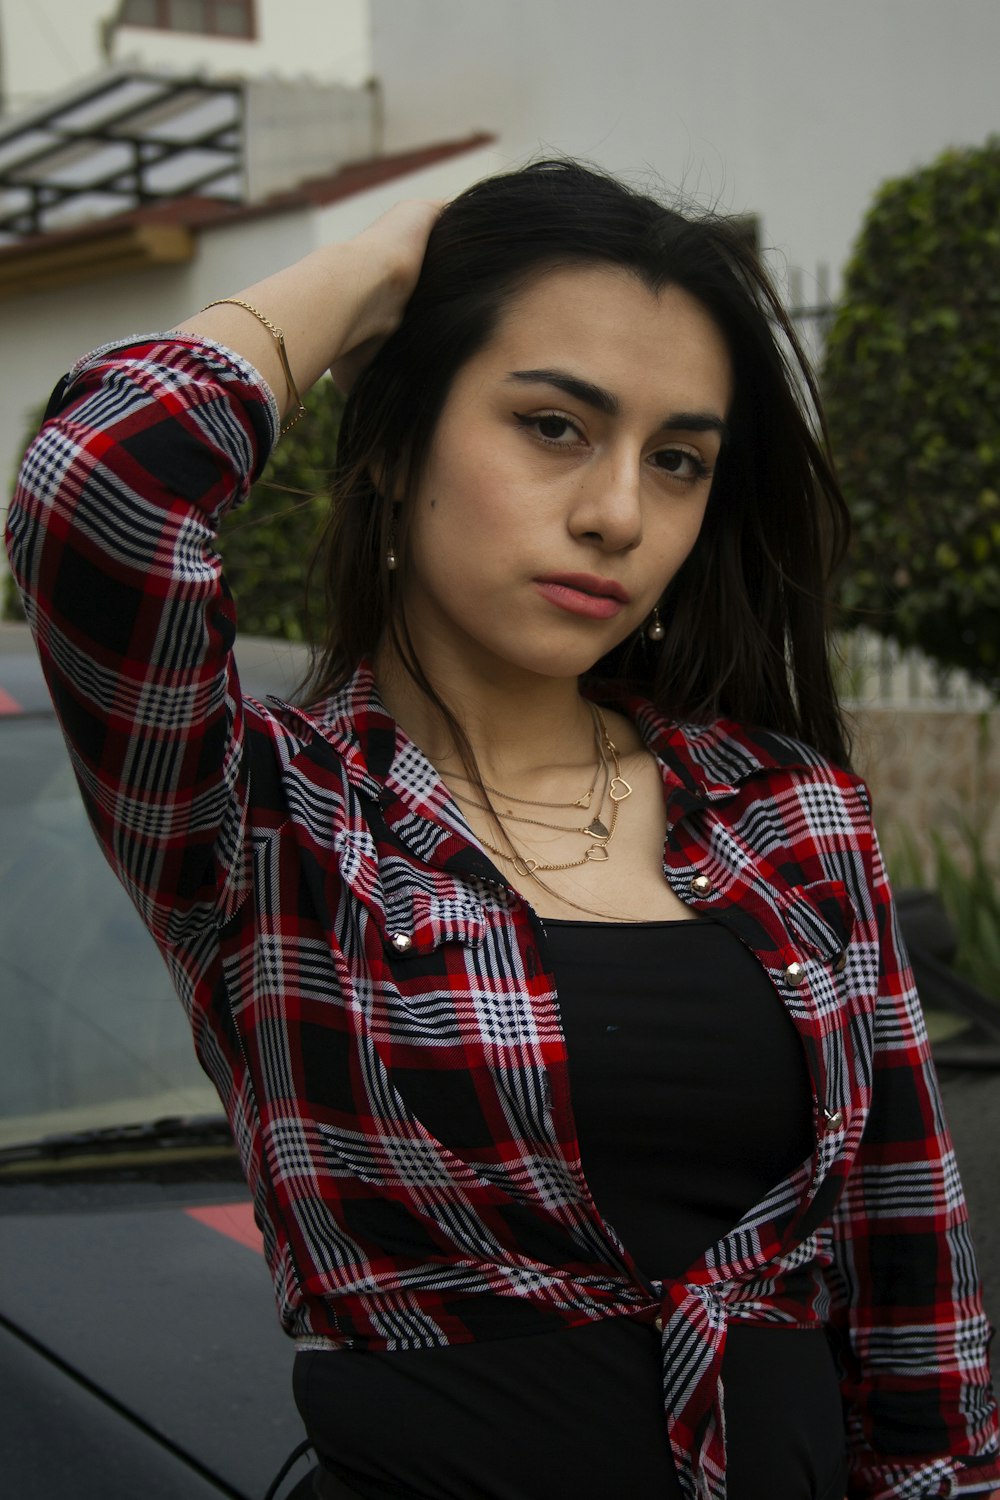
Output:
[295, 1318, 848, 1500]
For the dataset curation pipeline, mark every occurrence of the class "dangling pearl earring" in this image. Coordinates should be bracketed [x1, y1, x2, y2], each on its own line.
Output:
[646, 605, 665, 642]
[386, 542, 398, 571]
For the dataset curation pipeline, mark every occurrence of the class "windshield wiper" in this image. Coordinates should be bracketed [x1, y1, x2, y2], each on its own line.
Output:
[0, 1114, 237, 1176]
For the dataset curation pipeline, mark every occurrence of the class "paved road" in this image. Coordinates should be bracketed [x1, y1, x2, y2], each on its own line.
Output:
[939, 1066, 1000, 1331]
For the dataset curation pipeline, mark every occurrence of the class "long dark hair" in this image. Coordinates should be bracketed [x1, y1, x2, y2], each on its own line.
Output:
[302, 159, 852, 767]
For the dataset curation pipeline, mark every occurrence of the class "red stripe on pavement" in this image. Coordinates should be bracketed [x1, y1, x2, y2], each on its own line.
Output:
[185, 1201, 264, 1254]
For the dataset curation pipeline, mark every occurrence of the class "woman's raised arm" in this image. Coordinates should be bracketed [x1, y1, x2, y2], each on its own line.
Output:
[4, 200, 439, 950]
[174, 198, 442, 415]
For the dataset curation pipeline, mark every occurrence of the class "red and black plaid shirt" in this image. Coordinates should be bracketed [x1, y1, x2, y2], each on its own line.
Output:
[7, 336, 999, 1499]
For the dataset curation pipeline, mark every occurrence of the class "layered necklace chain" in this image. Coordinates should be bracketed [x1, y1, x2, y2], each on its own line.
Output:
[449, 705, 633, 882]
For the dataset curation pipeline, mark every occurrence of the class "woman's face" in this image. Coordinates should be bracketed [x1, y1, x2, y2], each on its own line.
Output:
[399, 262, 733, 687]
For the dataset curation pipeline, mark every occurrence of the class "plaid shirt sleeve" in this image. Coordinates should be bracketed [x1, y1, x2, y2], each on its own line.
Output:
[825, 806, 1000, 1498]
[4, 336, 278, 942]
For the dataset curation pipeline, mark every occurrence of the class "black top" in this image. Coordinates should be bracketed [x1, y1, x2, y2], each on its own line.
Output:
[294, 919, 847, 1500]
[552, 916, 814, 1278]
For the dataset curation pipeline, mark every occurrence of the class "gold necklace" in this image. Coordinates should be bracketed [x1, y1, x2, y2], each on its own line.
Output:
[444, 713, 604, 811]
[471, 708, 632, 877]
[451, 758, 613, 838]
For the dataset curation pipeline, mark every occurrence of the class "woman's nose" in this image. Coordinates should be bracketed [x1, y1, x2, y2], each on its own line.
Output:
[568, 454, 643, 551]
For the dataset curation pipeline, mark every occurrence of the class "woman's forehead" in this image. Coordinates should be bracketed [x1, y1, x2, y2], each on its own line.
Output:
[467, 263, 733, 415]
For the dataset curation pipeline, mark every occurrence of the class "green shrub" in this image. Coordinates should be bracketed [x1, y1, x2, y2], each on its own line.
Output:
[823, 138, 1000, 693]
[217, 379, 343, 640]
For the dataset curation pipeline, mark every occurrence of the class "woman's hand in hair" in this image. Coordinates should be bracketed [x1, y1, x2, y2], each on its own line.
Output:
[329, 198, 443, 391]
[175, 199, 443, 419]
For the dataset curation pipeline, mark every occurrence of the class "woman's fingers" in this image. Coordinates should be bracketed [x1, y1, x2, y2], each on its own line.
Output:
[358, 198, 445, 291]
[329, 198, 446, 390]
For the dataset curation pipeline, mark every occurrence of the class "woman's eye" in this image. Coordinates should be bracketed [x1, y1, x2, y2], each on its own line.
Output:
[514, 412, 582, 445]
[653, 447, 710, 482]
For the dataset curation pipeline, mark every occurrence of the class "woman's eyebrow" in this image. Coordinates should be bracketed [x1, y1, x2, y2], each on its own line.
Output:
[667, 412, 731, 445]
[507, 367, 619, 415]
[505, 368, 729, 443]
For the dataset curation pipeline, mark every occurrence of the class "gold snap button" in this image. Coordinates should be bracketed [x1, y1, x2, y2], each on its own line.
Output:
[654, 1315, 663, 1333]
[785, 960, 806, 987]
[390, 933, 413, 952]
[832, 950, 847, 973]
[691, 874, 713, 897]
[824, 1108, 844, 1130]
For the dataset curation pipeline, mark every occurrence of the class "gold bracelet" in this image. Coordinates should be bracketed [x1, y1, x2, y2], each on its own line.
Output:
[201, 297, 307, 437]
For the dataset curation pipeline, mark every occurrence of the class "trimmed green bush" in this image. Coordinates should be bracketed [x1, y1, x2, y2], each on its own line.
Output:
[823, 138, 1000, 692]
[216, 379, 343, 640]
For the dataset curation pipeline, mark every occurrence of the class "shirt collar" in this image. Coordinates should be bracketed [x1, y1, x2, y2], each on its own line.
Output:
[269, 660, 820, 812]
[586, 681, 821, 802]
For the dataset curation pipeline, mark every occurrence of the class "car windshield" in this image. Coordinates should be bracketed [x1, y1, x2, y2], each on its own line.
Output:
[0, 715, 220, 1150]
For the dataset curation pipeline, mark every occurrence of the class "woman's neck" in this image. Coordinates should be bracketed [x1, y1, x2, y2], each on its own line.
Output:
[374, 649, 600, 788]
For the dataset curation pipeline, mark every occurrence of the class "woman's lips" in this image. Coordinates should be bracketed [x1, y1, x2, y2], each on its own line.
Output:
[534, 574, 630, 620]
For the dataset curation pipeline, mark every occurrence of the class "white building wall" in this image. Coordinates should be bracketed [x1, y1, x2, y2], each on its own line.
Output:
[369, 0, 1000, 300]
[112, 0, 372, 88]
[242, 78, 378, 200]
[0, 0, 111, 114]
[0, 0, 372, 119]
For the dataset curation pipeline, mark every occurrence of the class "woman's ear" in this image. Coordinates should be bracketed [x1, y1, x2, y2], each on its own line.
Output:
[367, 456, 407, 504]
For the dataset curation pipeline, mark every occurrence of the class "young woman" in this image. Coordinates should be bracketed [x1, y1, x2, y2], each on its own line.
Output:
[7, 161, 999, 1500]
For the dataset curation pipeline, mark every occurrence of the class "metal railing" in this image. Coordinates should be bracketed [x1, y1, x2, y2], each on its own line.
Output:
[834, 629, 995, 711]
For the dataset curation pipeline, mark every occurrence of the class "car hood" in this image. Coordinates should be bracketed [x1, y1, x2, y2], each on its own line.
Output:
[0, 1176, 303, 1496]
